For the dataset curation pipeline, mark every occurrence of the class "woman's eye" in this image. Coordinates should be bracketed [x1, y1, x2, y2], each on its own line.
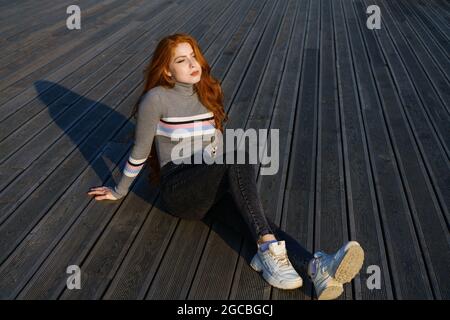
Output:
[176, 56, 195, 63]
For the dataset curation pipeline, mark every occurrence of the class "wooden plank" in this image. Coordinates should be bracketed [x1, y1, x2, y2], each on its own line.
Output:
[0, 0, 139, 81]
[188, 0, 293, 300]
[397, 0, 450, 54]
[425, 0, 450, 34]
[0, 4, 177, 207]
[3, 0, 117, 42]
[386, 0, 450, 113]
[416, 0, 450, 40]
[0, 0, 174, 129]
[362, 0, 450, 299]
[58, 164, 161, 300]
[0, 0, 64, 32]
[390, 0, 450, 85]
[386, 1, 450, 114]
[105, 0, 251, 298]
[0, 0, 113, 66]
[330, 0, 393, 300]
[0, 0, 170, 117]
[343, 0, 433, 299]
[0, 0, 447, 300]
[230, 1, 307, 300]
[9, 0, 222, 299]
[185, 222, 243, 300]
[0, 132, 134, 299]
[144, 0, 285, 300]
[275, 0, 321, 300]
[0, 92, 139, 299]
[0, 0, 146, 97]
[0, 0, 211, 268]
[17, 142, 153, 299]
[0, 0, 174, 159]
[146, 0, 264, 300]
[432, 0, 450, 12]
[145, 219, 211, 299]
[312, 0, 353, 300]
[0, 0, 100, 44]
[107, 0, 272, 300]
[58, 0, 242, 300]
[0, 23, 141, 197]
[0, 62, 142, 260]
[0, 0, 38, 15]
[0, 0, 135, 70]
[368, 2, 450, 155]
[0, 0, 193, 295]
[368, 0, 450, 217]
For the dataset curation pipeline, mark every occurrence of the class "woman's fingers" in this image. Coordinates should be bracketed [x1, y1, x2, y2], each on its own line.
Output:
[88, 190, 106, 196]
[87, 186, 117, 201]
[88, 187, 108, 196]
[94, 195, 109, 201]
[89, 186, 106, 191]
[87, 189, 105, 195]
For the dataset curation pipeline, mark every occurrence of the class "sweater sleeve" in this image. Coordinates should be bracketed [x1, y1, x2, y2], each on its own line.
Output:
[109, 91, 163, 199]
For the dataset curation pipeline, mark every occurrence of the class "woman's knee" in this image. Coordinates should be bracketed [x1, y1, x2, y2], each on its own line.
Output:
[162, 201, 209, 220]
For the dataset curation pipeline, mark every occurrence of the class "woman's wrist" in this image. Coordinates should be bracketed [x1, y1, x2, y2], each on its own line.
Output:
[109, 186, 125, 200]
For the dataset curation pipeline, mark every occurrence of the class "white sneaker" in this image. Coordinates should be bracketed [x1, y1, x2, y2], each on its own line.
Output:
[250, 240, 303, 290]
[308, 241, 365, 300]
[308, 255, 344, 300]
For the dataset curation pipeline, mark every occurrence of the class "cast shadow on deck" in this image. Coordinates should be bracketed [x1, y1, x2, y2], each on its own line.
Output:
[34, 79, 314, 298]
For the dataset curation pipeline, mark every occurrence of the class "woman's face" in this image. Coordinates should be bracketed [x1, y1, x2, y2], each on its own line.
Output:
[165, 42, 202, 84]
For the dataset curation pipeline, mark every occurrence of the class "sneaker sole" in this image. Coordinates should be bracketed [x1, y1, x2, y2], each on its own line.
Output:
[334, 241, 365, 284]
[250, 255, 303, 290]
[317, 284, 344, 300]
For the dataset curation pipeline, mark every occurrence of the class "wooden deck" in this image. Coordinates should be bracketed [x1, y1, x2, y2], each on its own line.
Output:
[0, 0, 449, 300]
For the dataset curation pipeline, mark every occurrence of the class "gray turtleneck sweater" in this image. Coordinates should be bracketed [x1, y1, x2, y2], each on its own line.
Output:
[110, 81, 220, 199]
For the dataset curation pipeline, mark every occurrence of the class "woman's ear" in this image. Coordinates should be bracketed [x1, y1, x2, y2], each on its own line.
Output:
[164, 69, 172, 78]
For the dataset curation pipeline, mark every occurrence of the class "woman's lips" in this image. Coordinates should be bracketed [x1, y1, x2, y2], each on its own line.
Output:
[190, 71, 199, 76]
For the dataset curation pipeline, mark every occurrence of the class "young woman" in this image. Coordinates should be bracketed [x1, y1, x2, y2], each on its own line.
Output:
[88, 33, 365, 300]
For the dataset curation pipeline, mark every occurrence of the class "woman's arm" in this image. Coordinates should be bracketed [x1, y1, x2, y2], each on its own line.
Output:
[89, 91, 163, 201]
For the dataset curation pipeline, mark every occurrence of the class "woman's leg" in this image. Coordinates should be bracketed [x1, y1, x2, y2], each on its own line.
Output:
[204, 189, 314, 275]
[159, 153, 230, 220]
[160, 149, 275, 243]
[160, 149, 313, 267]
[222, 149, 275, 243]
[160, 150, 363, 297]
[205, 188, 365, 300]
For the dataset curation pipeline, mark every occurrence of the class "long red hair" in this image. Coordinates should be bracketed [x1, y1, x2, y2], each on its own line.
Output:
[131, 33, 228, 186]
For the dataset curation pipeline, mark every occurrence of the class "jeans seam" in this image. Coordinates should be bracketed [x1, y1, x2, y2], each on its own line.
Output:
[235, 164, 264, 237]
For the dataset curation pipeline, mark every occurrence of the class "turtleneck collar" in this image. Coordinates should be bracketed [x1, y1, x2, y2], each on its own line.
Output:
[173, 80, 195, 96]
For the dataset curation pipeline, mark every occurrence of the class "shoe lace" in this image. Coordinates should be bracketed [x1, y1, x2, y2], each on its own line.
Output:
[272, 252, 290, 268]
[310, 252, 330, 277]
[317, 255, 331, 276]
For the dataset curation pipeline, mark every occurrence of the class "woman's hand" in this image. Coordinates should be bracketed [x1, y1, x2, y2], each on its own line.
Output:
[87, 186, 118, 201]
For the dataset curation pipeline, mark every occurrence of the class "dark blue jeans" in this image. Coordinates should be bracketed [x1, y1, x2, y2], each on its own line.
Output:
[159, 149, 314, 274]
[159, 149, 273, 242]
